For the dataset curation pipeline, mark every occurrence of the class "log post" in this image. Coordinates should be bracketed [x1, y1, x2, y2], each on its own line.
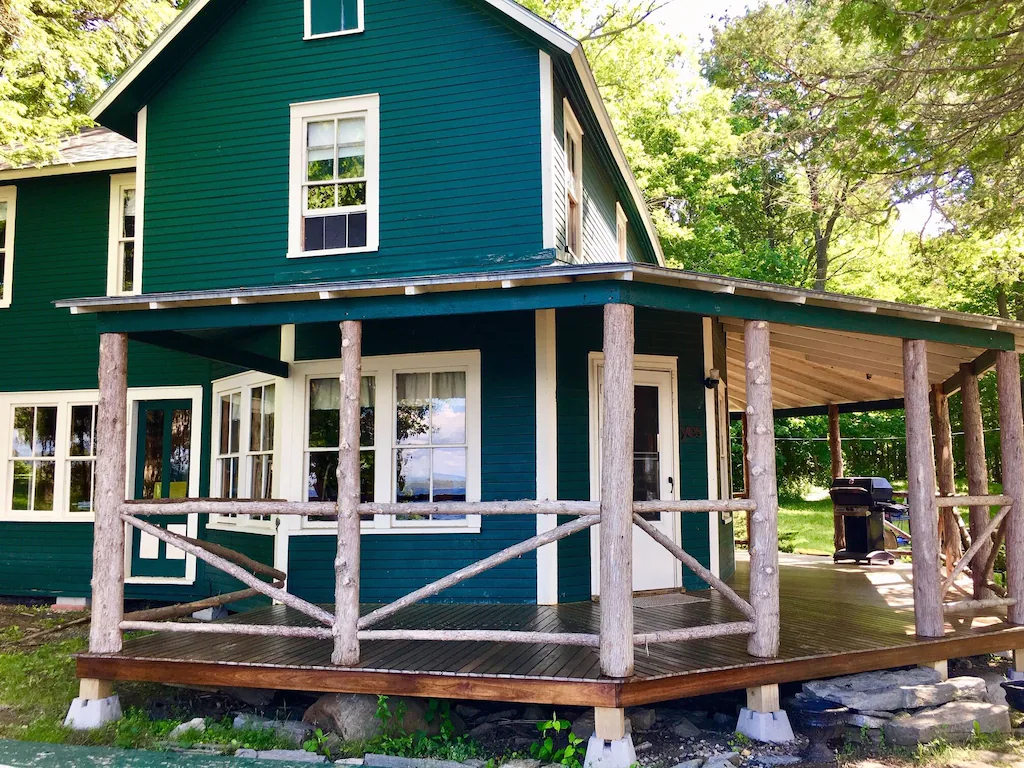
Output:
[89, 333, 129, 656]
[599, 303, 635, 679]
[996, 350, 1024, 626]
[961, 363, 993, 599]
[931, 385, 961, 570]
[744, 320, 780, 658]
[333, 320, 362, 665]
[828, 403, 845, 551]
[903, 340, 944, 638]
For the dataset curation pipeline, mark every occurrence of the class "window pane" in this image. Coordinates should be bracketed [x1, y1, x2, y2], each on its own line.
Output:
[308, 451, 337, 502]
[432, 447, 467, 505]
[396, 373, 430, 445]
[121, 242, 135, 293]
[431, 372, 466, 445]
[169, 409, 192, 498]
[34, 407, 57, 457]
[395, 447, 430, 503]
[348, 212, 367, 247]
[33, 460, 54, 511]
[70, 405, 95, 457]
[219, 456, 239, 499]
[122, 189, 136, 238]
[11, 407, 33, 457]
[307, 184, 336, 210]
[11, 460, 30, 510]
[307, 121, 334, 149]
[342, 0, 359, 29]
[304, 216, 326, 252]
[0, 201, 7, 235]
[309, 378, 340, 448]
[324, 215, 347, 249]
[142, 409, 164, 499]
[69, 461, 94, 512]
[337, 181, 366, 207]
[336, 118, 364, 145]
[251, 454, 273, 500]
[252, 385, 275, 452]
[361, 377, 375, 446]
[360, 449, 374, 504]
[219, 393, 241, 454]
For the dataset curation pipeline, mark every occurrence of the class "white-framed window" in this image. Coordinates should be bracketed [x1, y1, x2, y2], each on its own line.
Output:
[616, 202, 628, 261]
[297, 351, 481, 534]
[563, 99, 584, 261]
[289, 94, 379, 258]
[107, 173, 141, 296]
[0, 394, 99, 522]
[305, 0, 363, 39]
[0, 186, 16, 309]
[209, 374, 280, 533]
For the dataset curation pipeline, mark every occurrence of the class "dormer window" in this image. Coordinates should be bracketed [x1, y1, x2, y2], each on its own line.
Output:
[305, 0, 363, 38]
[289, 94, 379, 258]
[563, 100, 584, 261]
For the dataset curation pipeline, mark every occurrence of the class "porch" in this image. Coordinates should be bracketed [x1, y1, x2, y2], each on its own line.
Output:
[78, 554, 1024, 707]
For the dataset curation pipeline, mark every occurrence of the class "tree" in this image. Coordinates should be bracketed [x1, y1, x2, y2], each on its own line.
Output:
[0, 0, 179, 166]
[704, 2, 897, 289]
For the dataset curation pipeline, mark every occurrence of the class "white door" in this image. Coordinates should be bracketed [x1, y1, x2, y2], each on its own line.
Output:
[591, 364, 680, 594]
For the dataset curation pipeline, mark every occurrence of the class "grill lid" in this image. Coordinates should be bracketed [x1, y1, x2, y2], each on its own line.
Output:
[830, 476, 895, 507]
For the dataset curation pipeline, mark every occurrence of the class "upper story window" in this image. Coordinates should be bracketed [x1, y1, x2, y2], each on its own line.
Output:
[0, 187, 16, 309]
[289, 94, 379, 258]
[563, 100, 584, 261]
[108, 173, 141, 296]
[616, 202, 628, 261]
[305, 0, 363, 39]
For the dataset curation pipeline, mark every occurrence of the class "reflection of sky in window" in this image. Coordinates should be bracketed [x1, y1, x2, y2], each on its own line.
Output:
[431, 399, 465, 444]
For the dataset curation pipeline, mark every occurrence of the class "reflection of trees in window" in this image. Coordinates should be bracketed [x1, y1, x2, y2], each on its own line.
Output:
[10, 406, 57, 511]
[307, 376, 375, 518]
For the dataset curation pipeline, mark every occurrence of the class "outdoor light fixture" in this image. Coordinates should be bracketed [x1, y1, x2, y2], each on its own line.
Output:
[704, 368, 721, 389]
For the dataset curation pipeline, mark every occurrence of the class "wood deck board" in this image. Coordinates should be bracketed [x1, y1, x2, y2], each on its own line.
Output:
[82, 555, 1024, 707]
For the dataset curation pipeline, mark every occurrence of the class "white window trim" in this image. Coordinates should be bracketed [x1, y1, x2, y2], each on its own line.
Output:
[293, 350, 482, 535]
[209, 371, 283, 534]
[563, 99, 584, 262]
[615, 201, 628, 262]
[107, 172, 141, 296]
[0, 186, 16, 309]
[303, 0, 364, 40]
[288, 94, 380, 259]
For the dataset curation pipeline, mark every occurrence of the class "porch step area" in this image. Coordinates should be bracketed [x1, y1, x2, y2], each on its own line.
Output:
[78, 555, 1024, 707]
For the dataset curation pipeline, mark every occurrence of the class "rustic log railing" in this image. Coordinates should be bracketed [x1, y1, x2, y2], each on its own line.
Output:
[936, 495, 1016, 614]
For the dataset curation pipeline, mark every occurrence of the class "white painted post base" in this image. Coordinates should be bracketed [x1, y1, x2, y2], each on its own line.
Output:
[919, 660, 949, 681]
[52, 597, 90, 613]
[736, 709, 795, 744]
[583, 734, 637, 768]
[1009, 670, 1024, 681]
[192, 606, 229, 621]
[64, 696, 122, 730]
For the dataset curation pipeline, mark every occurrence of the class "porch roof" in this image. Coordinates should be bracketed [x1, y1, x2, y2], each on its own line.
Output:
[57, 262, 1024, 411]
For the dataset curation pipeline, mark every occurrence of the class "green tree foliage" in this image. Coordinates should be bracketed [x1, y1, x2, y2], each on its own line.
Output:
[0, 0, 179, 166]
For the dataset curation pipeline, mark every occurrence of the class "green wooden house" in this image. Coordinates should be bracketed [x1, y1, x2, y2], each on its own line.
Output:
[4, 0, 1024, 761]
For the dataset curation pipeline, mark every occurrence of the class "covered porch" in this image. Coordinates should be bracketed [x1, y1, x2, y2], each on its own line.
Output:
[58, 263, 1024, 758]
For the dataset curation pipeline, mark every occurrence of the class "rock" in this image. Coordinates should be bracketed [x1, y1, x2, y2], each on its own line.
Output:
[753, 757, 801, 766]
[636, 741, 653, 751]
[236, 748, 258, 758]
[252, 750, 327, 763]
[168, 717, 206, 740]
[845, 713, 891, 729]
[334, 760, 365, 767]
[468, 722, 496, 738]
[483, 708, 519, 723]
[233, 715, 312, 745]
[883, 701, 1011, 746]
[455, 704, 481, 720]
[460, 760, 486, 768]
[857, 709, 894, 719]
[978, 671, 1009, 706]
[671, 717, 701, 738]
[522, 705, 547, 721]
[222, 687, 276, 707]
[704, 753, 740, 768]
[364, 755, 466, 768]
[629, 707, 657, 731]
[670, 760, 704, 768]
[303, 694, 462, 742]
[804, 667, 958, 711]
[712, 712, 733, 727]
[499, 760, 541, 768]
[900, 677, 988, 709]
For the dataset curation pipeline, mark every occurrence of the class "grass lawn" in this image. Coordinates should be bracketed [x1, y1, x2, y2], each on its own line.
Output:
[734, 492, 837, 556]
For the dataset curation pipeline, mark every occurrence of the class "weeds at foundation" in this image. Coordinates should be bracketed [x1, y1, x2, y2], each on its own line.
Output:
[366, 694, 484, 763]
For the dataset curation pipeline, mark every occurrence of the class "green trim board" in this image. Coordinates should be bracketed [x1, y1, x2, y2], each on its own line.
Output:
[87, 279, 1017, 350]
[131, 331, 289, 378]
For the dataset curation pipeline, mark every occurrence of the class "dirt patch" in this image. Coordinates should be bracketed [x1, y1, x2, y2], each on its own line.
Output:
[0, 602, 91, 652]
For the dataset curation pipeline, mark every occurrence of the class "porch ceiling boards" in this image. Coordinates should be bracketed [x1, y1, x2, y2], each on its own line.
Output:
[77, 555, 1024, 707]
[722, 318, 989, 412]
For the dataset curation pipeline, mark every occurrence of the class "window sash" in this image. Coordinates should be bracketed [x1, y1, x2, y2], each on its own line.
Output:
[0, 188, 15, 308]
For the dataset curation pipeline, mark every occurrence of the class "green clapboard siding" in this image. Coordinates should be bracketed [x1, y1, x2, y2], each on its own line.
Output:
[142, 0, 543, 291]
[203, 528, 274, 612]
[555, 306, 711, 601]
[0, 171, 217, 601]
[287, 311, 538, 604]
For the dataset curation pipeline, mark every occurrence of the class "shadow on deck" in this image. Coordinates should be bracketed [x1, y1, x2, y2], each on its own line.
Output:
[78, 554, 1024, 707]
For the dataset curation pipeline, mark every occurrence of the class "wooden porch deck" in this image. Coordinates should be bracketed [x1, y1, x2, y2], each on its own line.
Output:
[78, 555, 1024, 708]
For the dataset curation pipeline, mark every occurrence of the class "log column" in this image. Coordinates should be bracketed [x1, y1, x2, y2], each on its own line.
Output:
[88, 333, 129, 657]
[903, 340, 943, 638]
[996, 350, 1024, 626]
[744, 320, 780, 658]
[931, 385, 962, 569]
[599, 303, 635, 679]
[960, 363, 993, 599]
[333, 320, 362, 665]
[828, 404, 845, 551]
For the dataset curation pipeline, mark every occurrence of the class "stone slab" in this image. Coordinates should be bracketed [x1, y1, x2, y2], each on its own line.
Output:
[883, 701, 1011, 747]
[364, 755, 465, 768]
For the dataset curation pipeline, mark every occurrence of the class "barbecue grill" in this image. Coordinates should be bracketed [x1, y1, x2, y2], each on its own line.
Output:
[830, 477, 905, 565]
